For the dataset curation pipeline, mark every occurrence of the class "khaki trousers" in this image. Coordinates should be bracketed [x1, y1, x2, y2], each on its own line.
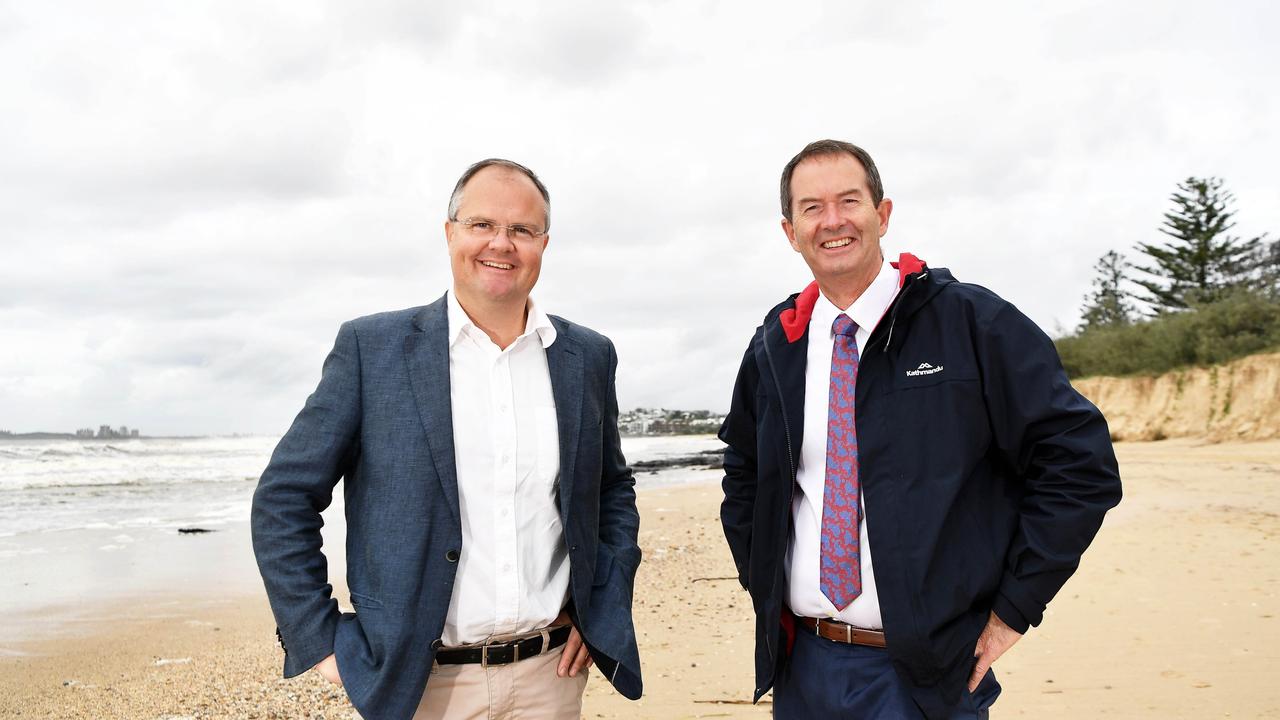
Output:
[413, 635, 588, 720]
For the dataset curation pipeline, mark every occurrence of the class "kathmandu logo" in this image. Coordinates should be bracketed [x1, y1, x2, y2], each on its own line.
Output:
[905, 362, 944, 377]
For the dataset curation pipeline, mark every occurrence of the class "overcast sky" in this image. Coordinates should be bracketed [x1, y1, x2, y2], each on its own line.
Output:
[1, 1, 1277, 436]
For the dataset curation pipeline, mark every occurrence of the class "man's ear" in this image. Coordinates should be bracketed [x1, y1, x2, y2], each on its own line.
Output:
[877, 198, 893, 236]
[782, 218, 799, 252]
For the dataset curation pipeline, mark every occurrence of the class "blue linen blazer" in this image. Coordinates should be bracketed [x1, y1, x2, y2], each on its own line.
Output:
[251, 294, 643, 720]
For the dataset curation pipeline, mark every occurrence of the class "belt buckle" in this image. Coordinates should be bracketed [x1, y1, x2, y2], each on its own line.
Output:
[480, 639, 520, 668]
[845, 623, 853, 644]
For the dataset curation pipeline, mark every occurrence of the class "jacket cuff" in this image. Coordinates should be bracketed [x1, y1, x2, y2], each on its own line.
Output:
[280, 611, 340, 678]
[992, 577, 1041, 634]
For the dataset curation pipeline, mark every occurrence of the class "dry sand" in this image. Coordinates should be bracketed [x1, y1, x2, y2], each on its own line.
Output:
[2, 439, 1278, 719]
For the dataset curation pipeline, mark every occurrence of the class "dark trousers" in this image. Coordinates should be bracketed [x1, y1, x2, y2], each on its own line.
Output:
[773, 628, 1001, 719]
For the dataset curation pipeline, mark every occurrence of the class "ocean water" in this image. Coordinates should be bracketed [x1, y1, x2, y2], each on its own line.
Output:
[0, 436, 276, 539]
[0, 434, 724, 539]
[0, 434, 724, 646]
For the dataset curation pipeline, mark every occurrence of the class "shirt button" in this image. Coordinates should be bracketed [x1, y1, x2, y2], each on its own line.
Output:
[445, 549, 460, 562]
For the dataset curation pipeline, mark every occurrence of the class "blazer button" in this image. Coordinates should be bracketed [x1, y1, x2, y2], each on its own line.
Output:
[446, 549, 460, 562]
[431, 638, 443, 650]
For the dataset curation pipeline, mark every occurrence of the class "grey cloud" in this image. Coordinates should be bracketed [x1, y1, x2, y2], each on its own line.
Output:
[457, 3, 653, 86]
[0, 6, 357, 229]
[3, 1, 1278, 434]
[330, 0, 466, 49]
[2, 97, 353, 219]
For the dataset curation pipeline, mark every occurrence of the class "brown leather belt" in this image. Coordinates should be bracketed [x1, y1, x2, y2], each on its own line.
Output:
[435, 625, 572, 666]
[796, 615, 887, 648]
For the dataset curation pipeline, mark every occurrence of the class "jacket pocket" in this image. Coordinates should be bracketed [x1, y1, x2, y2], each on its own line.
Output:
[333, 612, 377, 712]
[349, 590, 383, 610]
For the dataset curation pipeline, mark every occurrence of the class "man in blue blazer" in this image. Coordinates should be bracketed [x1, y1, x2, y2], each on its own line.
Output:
[252, 158, 642, 719]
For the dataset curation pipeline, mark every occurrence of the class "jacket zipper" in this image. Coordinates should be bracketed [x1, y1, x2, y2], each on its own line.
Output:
[747, 270, 926, 679]
[880, 270, 927, 353]
[761, 337, 797, 485]
[759, 333, 796, 663]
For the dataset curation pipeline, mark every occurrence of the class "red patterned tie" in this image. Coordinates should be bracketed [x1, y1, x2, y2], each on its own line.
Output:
[821, 313, 862, 610]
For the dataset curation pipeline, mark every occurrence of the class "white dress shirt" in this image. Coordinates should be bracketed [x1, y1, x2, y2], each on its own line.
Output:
[444, 290, 569, 645]
[786, 259, 900, 628]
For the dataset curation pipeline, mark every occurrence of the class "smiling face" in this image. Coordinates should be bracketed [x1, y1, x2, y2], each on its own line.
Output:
[445, 166, 550, 309]
[782, 153, 893, 303]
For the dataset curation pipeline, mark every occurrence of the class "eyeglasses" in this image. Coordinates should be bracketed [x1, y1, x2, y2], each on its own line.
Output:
[452, 218, 546, 242]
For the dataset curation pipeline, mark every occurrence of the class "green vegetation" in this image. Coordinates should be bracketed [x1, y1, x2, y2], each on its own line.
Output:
[1059, 287, 1280, 378]
[1132, 177, 1263, 312]
[1078, 250, 1136, 330]
[1059, 176, 1277, 378]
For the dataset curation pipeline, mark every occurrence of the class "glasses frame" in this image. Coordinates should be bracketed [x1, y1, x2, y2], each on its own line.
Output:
[451, 217, 547, 241]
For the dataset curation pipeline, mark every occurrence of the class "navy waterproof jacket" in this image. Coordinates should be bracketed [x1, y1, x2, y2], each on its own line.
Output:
[719, 254, 1122, 714]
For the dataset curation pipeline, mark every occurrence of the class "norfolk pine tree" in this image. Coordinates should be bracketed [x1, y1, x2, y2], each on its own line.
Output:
[1079, 250, 1135, 331]
[1132, 177, 1261, 313]
[1246, 237, 1280, 300]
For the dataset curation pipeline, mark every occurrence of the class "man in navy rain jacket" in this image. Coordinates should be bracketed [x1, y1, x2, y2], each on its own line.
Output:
[719, 139, 1121, 718]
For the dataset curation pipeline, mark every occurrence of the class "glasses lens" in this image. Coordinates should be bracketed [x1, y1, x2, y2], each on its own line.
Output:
[465, 220, 494, 236]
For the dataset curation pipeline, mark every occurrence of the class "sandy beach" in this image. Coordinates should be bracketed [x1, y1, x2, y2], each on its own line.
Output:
[2, 438, 1278, 719]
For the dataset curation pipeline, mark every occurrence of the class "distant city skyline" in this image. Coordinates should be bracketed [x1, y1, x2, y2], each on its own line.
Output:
[0, 424, 142, 439]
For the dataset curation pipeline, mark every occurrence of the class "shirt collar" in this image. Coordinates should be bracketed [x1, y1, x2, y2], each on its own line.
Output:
[812, 258, 900, 336]
[446, 290, 557, 349]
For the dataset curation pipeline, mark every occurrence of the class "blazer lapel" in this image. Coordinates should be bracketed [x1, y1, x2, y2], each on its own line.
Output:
[404, 295, 460, 526]
[545, 319, 583, 521]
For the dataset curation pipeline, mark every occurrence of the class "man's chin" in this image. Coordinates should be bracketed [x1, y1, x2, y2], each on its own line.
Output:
[476, 283, 529, 305]
[808, 261, 864, 281]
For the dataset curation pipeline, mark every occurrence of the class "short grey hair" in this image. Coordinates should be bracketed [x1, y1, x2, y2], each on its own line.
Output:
[780, 139, 884, 222]
[447, 158, 551, 232]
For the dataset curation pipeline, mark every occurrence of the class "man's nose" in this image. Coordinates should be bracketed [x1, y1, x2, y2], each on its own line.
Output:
[817, 204, 849, 232]
[487, 228, 517, 250]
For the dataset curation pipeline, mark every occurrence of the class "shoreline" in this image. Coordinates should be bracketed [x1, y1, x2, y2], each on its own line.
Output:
[2, 441, 1279, 718]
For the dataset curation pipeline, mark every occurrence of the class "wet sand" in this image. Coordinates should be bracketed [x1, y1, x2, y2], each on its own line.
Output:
[2, 439, 1278, 718]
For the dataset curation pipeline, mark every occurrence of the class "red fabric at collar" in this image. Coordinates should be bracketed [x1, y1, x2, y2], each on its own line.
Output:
[779, 252, 926, 343]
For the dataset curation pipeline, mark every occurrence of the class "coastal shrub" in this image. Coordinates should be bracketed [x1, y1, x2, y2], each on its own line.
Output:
[1056, 289, 1280, 378]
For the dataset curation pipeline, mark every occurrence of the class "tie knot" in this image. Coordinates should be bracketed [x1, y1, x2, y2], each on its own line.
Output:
[832, 313, 857, 338]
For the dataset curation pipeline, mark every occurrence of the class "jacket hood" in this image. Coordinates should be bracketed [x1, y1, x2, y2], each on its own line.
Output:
[778, 252, 929, 343]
